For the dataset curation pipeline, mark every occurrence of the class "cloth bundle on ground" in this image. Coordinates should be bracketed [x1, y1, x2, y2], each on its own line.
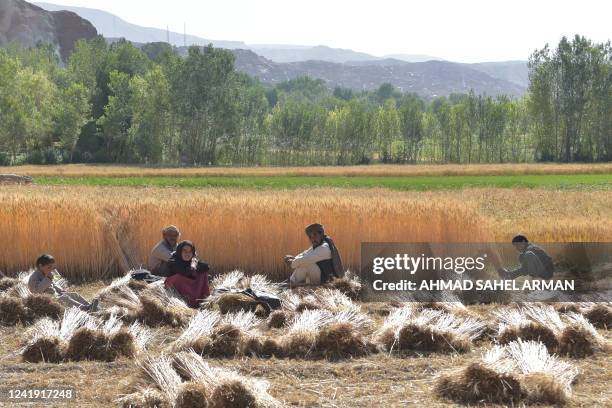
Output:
[130, 270, 163, 283]
[212, 287, 282, 313]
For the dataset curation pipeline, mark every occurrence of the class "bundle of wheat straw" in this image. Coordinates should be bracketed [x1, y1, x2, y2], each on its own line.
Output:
[139, 354, 183, 403]
[312, 288, 357, 312]
[210, 270, 246, 292]
[171, 310, 263, 358]
[311, 308, 374, 360]
[494, 305, 560, 350]
[377, 306, 484, 353]
[0, 274, 65, 325]
[21, 308, 94, 362]
[173, 309, 221, 351]
[173, 350, 282, 408]
[22, 308, 153, 363]
[495, 304, 607, 357]
[280, 288, 357, 315]
[0, 276, 19, 292]
[123, 351, 282, 408]
[99, 281, 193, 327]
[436, 339, 578, 405]
[95, 272, 134, 301]
[278, 307, 374, 359]
[325, 271, 363, 300]
[279, 291, 316, 313]
[207, 311, 262, 358]
[558, 312, 608, 357]
[267, 309, 291, 329]
[418, 292, 470, 316]
[581, 302, 612, 329]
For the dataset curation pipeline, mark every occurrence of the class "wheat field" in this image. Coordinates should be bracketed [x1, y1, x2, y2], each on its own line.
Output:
[1, 186, 610, 281]
[3, 163, 612, 178]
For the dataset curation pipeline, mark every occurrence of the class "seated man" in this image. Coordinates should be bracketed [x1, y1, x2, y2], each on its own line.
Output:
[498, 235, 554, 280]
[149, 225, 180, 277]
[284, 223, 344, 287]
[28, 254, 98, 311]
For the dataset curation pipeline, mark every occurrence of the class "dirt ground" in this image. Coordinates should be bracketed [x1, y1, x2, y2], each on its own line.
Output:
[0, 282, 610, 408]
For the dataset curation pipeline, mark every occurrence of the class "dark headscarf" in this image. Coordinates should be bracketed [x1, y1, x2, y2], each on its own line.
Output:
[168, 240, 208, 278]
[170, 240, 197, 264]
[305, 223, 345, 278]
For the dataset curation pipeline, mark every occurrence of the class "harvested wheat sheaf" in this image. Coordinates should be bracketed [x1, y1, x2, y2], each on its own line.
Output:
[124, 351, 281, 408]
[281, 288, 357, 315]
[267, 310, 290, 329]
[325, 272, 363, 300]
[272, 308, 373, 360]
[312, 322, 371, 360]
[21, 336, 63, 363]
[0, 289, 65, 326]
[97, 279, 194, 327]
[175, 381, 209, 408]
[0, 296, 29, 325]
[0, 277, 19, 292]
[128, 279, 149, 293]
[436, 340, 578, 405]
[138, 294, 186, 327]
[436, 362, 522, 404]
[210, 380, 258, 408]
[377, 306, 484, 354]
[120, 388, 171, 408]
[558, 313, 608, 358]
[172, 310, 262, 359]
[24, 294, 64, 319]
[260, 337, 285, 358]
[583, 303, 612, 329]
[21, 308, 153, 363]
[494, 304, 608, 358]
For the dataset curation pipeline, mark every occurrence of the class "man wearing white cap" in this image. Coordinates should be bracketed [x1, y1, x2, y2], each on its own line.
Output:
[284, 223, 344, 287]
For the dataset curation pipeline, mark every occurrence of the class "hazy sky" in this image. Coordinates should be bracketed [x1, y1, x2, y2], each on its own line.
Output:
[43, 0, 611, 62]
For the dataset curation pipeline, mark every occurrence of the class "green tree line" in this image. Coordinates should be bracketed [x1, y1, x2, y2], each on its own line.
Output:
[0, 35, 610, 166]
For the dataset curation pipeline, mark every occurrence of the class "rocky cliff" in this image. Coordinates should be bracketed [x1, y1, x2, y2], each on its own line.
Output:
[0, 0, 97, 61]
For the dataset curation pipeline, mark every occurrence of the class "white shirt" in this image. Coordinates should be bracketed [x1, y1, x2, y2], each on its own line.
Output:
[291, 242, 332, 269]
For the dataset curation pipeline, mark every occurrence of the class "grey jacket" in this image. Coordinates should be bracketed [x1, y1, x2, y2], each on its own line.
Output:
[27, 269, 63, 295]
[510, 244, 554, 279]
[148, 240, 176, 275]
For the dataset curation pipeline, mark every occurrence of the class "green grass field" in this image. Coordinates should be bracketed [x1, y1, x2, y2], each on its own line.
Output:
[34, 173, 612, 190]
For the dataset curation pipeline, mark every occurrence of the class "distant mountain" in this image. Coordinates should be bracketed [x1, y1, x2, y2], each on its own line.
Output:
[249, 44, 380, 63]
[34, 3, 450, 65]
[383, 54, 445, 62]
[35, 2, 246, 49]
[33, 2, 529, 84]
[0, 0, 96, 61]
[469, 61, 529, 88]
[231, 49, 526, 97]
[30, 1, 528, 96]
[347, 58, 425, 66]
[351, 58, 529, 88]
